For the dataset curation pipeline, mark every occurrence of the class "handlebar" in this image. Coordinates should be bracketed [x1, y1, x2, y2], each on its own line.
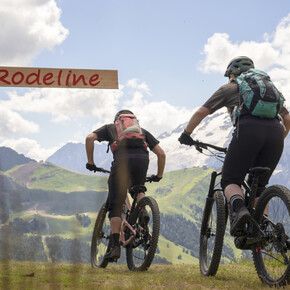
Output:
[94, 168, 159, 184]
[95, 167, 111, 174]
[192, 139, 227, 154]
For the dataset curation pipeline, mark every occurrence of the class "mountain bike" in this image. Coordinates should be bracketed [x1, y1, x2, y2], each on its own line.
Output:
[190, 140, 290, 287]
[90, 168, 160, 271]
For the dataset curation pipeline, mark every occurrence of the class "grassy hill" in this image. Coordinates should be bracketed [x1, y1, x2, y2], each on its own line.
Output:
[6, 162, 108, 192]
[1, 162, 240, 265]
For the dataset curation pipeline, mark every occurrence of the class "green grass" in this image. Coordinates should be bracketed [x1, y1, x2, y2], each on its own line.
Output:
[147, 167, 211, 218]
[157, 236, 199, 264]
[7, 162, 108, 192]
[0, 261, 272, 289]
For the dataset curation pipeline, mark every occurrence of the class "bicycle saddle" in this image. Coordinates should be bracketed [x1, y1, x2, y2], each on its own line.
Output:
[130, 185, 147, 195]
[248, 167, 270, 177]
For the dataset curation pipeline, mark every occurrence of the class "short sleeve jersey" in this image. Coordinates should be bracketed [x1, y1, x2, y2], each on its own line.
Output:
[203, 80, 289, 116]
[93, 124, 160, 151]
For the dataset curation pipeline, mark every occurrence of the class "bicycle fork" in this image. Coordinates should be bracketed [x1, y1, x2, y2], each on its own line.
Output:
[201, 171, 223, 236]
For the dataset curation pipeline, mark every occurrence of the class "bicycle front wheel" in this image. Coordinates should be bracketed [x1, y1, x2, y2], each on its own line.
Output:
[199, 190, 227, 276]
[252, 185, 290, 287]
[126, 196, 160, 271]
[91, 203, 111, 268]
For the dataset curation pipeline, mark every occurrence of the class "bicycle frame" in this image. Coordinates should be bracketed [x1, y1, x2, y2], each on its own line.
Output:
[203, 159, 268, 246]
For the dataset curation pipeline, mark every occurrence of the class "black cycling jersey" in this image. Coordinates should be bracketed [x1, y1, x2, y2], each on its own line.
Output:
[94, 124, 159, 154]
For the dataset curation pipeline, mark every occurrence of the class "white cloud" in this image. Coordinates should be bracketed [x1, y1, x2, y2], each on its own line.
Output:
[0, 137, 58, 161]
[123, 79, 194, 136]
[126, 78, 151, 95]
[200, 33, 279, 74]
[200, 14, 290, 103]
[0, 107, 39, 136]
[1, 87, 122, 123]
[199, 13, 290, 103]
[0, 78, 192, 137]
[0, 0, 68, 66]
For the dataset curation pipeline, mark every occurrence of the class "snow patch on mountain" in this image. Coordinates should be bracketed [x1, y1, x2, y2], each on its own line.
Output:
[148, 109, 232, 173]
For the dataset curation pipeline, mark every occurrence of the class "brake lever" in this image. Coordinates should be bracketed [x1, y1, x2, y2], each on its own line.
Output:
[196, 146, 203, 153]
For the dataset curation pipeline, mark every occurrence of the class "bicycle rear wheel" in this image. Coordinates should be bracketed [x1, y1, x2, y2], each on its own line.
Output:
[199, 190, 227, 276]
[91, 203, 111, 268]
[126, 196, 160, 271]
[252, 185, 290, 287]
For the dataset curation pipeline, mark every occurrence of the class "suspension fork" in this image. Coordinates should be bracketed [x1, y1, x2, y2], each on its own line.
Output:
[207, 171, 221, 199]
[201, 171, 222, 234]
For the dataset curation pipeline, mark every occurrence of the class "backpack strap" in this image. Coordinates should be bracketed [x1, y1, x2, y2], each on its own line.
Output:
[106, 124, 117, 153]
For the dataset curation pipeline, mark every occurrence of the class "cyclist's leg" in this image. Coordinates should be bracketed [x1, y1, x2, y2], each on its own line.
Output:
[127, 153, 149, 200]
[127, 153, 149, 225]
[251, 121, 284, 215]
[221, 121, 263, 235]
[249, 120, 284, 195]
[105, 159, 129, 260]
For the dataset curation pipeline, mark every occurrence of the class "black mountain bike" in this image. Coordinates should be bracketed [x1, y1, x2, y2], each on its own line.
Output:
[191, 140, 290, 287]
[90, 168, 160, 271]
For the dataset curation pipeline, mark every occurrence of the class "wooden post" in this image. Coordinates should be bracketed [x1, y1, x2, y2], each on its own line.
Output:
[0, 67, 118, 89]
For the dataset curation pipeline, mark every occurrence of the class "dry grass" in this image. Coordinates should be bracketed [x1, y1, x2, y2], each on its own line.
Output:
[0, 261, 274, 289]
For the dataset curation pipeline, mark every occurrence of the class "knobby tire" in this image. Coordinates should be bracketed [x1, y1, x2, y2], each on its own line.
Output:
[91, 203, 110, 268]
[252, 185, 290, 287]
[126, 196, 160, 271]
[199, 190, 227, 276]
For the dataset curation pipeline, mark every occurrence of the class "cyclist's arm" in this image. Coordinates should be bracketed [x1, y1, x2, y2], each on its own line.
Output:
[184, 106, 211, 134]
[152, 144, 166, 179]
[282, 113, 290, 138]
[85, 132, 98, 164]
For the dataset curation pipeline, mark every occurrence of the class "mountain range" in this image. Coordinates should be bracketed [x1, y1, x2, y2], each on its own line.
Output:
[46, 110, 290, 188]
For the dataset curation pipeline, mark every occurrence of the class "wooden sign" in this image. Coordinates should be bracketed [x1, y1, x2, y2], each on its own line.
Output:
[0, 67, 118, 89]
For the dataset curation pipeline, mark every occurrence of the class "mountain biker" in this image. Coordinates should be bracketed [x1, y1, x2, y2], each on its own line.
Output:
[179, 56, 290, 236]
[85, 109, 166, 260]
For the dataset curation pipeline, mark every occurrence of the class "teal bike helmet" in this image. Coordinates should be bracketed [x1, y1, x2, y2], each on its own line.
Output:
[224, 56, 254, 77]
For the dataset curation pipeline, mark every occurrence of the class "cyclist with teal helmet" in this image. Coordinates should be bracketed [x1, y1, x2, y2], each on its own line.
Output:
[179, 56, 290, 236]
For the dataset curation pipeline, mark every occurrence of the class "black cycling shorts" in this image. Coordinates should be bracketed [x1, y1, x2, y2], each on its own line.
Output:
[221, 116, 284, 197]
[107, 152, 149, 218]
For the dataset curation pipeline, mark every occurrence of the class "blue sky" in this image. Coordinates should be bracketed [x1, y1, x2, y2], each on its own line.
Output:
[0, 0, 290, 160]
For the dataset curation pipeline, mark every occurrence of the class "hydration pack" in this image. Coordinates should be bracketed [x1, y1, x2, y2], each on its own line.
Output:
[110, 113, 147, 152]
[232, 69, 284, 125]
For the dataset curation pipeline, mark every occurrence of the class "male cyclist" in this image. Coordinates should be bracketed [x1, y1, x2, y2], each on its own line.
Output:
[86, 109, 166, 260]
[179, 56, 290, 236]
